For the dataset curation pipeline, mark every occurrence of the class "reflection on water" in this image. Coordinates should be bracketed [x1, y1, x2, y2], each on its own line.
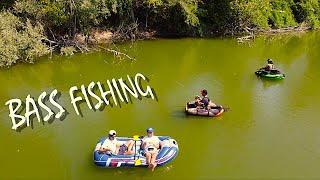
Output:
[1, 32, 320, 179]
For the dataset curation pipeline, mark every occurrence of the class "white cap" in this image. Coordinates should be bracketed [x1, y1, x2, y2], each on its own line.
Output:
[108, 130, 116, 136]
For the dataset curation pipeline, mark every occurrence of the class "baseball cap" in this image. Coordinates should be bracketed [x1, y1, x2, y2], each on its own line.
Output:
[146, 128, 154, 133]
[108, 130, 117, 136]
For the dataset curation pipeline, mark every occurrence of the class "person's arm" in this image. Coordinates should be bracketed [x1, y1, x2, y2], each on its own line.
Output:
[98, 141, 106, 152]
[158, 141, 162, 150]
[99, 146, 112, 152]
[99, 141, 113, 153]
[197, 99, 204, 107]
[115, 145, 120, 154]
[198, 98, 207, 107]
[141, 138, 147, 149]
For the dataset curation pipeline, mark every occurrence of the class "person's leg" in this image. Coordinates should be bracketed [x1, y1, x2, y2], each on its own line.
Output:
[145, 152, 152, 167]
[125, 140, 135, 155]
[151, 152, 158, 171]
[209, 101, 216, 107]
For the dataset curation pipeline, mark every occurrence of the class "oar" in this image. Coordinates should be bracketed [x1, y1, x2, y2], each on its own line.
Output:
[133, 135, 142, 166]
[222, 107, 231, 112]
[177, 103, 231, 112]
[211, 105, 230, 112]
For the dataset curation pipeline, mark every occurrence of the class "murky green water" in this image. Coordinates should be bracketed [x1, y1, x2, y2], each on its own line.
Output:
[1, 32, 320, 179]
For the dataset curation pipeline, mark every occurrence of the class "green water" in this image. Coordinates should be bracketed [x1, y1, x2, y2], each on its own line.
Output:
[1, 32, 320, 179]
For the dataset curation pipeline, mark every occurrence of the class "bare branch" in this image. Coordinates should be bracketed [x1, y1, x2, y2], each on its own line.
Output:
[99, 46, 135, 61]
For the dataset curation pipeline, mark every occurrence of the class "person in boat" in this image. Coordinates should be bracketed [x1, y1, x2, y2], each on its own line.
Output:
[98, 130, 135, 155]
[195, 89, 216, 108]
[142, 128, 161, 171]
[264, 59, 275, 71]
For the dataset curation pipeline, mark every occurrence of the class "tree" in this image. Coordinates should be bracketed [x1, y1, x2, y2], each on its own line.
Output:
[0, 11, 49, 67]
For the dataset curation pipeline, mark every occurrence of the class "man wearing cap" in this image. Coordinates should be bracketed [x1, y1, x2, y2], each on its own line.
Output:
[99, 130, 134, 155]
[265, 59, 275, 71]
[142, 128, 161, 171]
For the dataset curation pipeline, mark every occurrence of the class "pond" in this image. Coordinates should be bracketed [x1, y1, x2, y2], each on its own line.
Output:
[1, 32, 320, 179]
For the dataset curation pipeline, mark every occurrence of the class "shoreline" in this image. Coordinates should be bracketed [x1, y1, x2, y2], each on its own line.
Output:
[236, 25, 312, 43]
[61, 25, 314, 57]
[0, 26, 316, 68]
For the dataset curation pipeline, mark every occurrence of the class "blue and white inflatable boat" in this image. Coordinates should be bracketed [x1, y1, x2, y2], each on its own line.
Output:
[93, 136, 179, 168]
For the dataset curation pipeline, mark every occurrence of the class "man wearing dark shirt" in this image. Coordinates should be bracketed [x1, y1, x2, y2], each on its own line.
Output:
[195, 89, 212, 108]
[200, 89, 209, 107]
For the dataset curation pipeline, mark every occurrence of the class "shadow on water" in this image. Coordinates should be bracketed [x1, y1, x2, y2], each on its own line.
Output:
[87, 143, 175, 177]
[171, 109, 223, 121]
[49, 91, 69, 123]
[72, 75, 158, 117]
[170, 110, 187, 119]
[16, 91, 68, 132]
[137, 75, 159, 102]
[90, 164, 174, 178]
[14, 101, 27, 132]
[257, 78, 285, 89]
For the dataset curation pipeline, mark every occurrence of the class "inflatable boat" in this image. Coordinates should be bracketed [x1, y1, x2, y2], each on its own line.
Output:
[185, 101, 225, 117]
[93, 136, 178, 168]
[255, 69, 285, 80]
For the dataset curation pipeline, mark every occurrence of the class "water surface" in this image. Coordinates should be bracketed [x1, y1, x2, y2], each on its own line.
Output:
[1, 32, 320, 179]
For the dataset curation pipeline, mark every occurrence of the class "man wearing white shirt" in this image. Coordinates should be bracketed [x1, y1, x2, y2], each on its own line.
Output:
[98, 130, 135, 155]
[142, 128, 160, 171]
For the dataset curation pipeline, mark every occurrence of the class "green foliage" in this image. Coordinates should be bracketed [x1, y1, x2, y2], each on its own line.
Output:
[269, 0, 296, 28]
[0, 11, 49, 67]
[198, 0, 238, 34]
[229, 0, 318, 30]
[231, 0, 271, 28]
[14, 0, 131, 34]
[6, 0, 320, 35]
[13, 0, 200, 35]
[139, 0, 199, 26]
[178, 0, 199, 26]
[60, 46, 76, 56]
[300, 0, 320, 28]
[291, 0, 320, 28]
[0, 0, 15, 9]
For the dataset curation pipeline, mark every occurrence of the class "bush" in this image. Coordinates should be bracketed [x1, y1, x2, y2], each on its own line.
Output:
[0, 11, 49, 67]
[301, 0, 320, 28]
[60, 46, 76, 56]
[269, 0, 296, 28]
[13, 0, 200, 36]
[231, 0, 271, 28]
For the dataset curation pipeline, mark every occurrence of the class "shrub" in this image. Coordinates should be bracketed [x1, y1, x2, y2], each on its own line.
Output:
[269, 0, 296, 28]
[0, 11, 49, 67]
[60, 46, 76, 56]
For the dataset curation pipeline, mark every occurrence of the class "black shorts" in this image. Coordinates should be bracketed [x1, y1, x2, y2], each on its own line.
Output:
[118, 144, 128, 155]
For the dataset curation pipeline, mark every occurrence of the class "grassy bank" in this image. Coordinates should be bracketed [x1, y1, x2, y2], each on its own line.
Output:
[1, 0, 320, 67]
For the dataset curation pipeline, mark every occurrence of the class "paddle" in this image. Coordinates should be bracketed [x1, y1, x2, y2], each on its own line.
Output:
[133, 135, 142, 166]
[222, 107, 230, 112]
[211, 105, 230, 112]
[178, 104, 231, 111]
